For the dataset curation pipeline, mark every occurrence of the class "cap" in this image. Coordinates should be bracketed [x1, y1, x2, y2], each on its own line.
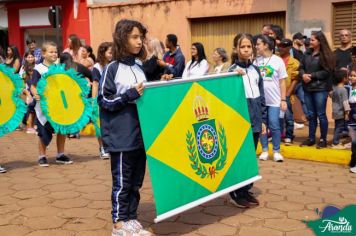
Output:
[279, 38, 293, 47]
[293, 32, 306, 40]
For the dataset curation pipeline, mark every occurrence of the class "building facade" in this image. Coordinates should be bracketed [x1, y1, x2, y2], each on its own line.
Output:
[0, 0, 91, 55]
[87, 0, 356, 63]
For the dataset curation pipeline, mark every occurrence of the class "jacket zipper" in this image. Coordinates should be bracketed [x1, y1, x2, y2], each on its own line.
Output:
[246, 68, 255, 98]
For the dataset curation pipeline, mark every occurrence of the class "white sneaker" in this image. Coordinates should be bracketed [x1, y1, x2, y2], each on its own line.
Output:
[0, 166, 7, 173]
[26, 128, 37, 134]
[129, 220, 152, 236]
[100, 147, 110, 160]
[259, 152, 269, 161]
[331, 143, 346, 150]
[284, 138, 292, 146]
[350, 166, 356, 173]
[294, 122, 304, 129]
[273, 152, 284, 162]
[344, 142, 352, 149]
[112, 227, 131, 236]
[112, 221, 136, 236]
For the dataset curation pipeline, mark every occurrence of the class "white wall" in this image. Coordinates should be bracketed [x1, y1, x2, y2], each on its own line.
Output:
[0, 8, 8, 28]
[19, 7, 50, 27]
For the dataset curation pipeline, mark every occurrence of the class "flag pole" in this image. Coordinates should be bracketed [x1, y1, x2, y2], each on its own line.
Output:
[154, 175, 262, 223]
[144, 72, 241, 89]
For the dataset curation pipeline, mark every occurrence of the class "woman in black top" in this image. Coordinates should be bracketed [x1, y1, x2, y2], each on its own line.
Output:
[299, 31, 335, 148]
[5, 45, 21, 73]
[143, 38, 165, 81]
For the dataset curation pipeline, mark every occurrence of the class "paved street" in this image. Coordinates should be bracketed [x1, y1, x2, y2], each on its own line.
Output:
[0, 131, 355, 236]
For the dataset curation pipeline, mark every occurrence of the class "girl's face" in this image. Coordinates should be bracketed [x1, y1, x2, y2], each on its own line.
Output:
[26, 54, 35, 64]
[238, 38, 253, 61]
[310, 35, 320, 50]
[255, 38, 267, 56]
[127, 27, 143, 55]
[269, 31, 276, 39]
[350, 71, 356, 85]
[7, 47, 13, 57]
[67, 38, 72, 47]
[42, 46, 58, 64]
[191, 45, 198, 58]
[105, 47, 113, 62]
[81, 48, 88, 58]
[212, 50, 221, 63]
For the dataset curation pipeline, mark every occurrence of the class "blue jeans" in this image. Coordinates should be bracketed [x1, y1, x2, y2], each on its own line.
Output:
[304, 90, 329, 141]
[333, 119, 345, 145]
[280, 96, 294, 139]
[294, 83, 308, 117]
[260, 106, 281, 152]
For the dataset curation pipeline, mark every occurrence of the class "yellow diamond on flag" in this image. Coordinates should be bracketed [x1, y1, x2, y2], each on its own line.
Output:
[147, 82, 251, 192]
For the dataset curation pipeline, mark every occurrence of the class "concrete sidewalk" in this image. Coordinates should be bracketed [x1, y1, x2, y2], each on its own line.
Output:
[0, 131, 355, 236]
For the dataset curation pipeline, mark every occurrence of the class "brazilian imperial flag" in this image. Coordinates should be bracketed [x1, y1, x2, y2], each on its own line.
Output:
[136, 74, 261, 222]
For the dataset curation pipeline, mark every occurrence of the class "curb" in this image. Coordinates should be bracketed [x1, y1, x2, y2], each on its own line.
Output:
[257, 144, 351, 165]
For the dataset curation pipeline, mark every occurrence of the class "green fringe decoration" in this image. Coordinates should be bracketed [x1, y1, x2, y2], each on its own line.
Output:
[91, 97, 101, 137]
[0, 64, 27, 137]
[36, 64, 92, 135]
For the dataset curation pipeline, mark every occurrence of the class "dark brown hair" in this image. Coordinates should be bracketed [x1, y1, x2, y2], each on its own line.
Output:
[69, 34, 82, 53]
[189, 42, 207, 69]
[7, 45, 21, 61]
[23, 51, 35, 81]
[311, 31, 335, 71]
[236, 34, 255, 61]
[96, 42, 113, 67]
[112, 19, 147, 61]
[231, 33, 255, 63]
[83, 45, 95, 62]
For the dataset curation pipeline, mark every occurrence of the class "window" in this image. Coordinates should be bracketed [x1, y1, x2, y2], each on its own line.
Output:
[191, 12, 285, 64]
[333, 2, 356, 48]
[24, 28, 63, 52]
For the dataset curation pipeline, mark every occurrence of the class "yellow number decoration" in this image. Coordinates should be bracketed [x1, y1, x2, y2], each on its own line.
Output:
[0, 64, 27, 137]
[37, 64, 92, 134]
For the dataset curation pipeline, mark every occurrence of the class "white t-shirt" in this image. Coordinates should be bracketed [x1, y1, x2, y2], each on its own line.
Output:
[254, 55, 287, 107]
[232, 64, 261, 99]
[33, 63, 49, 126]
[182, 59, 209, 79]
[214, 64, 224, 74]
[349, 88, 356, 104]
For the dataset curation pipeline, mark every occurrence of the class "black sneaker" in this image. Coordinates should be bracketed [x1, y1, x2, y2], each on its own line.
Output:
[316, 139, 327, 149]
[243, 191, 259, 205]
[38, 157, 49, 167]
[56, 155, 73, 164]
[229, 193, 250, 208]
[300, 139, 315, 147]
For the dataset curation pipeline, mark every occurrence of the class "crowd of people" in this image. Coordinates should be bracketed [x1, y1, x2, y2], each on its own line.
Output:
[1, 19, 356, 235]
